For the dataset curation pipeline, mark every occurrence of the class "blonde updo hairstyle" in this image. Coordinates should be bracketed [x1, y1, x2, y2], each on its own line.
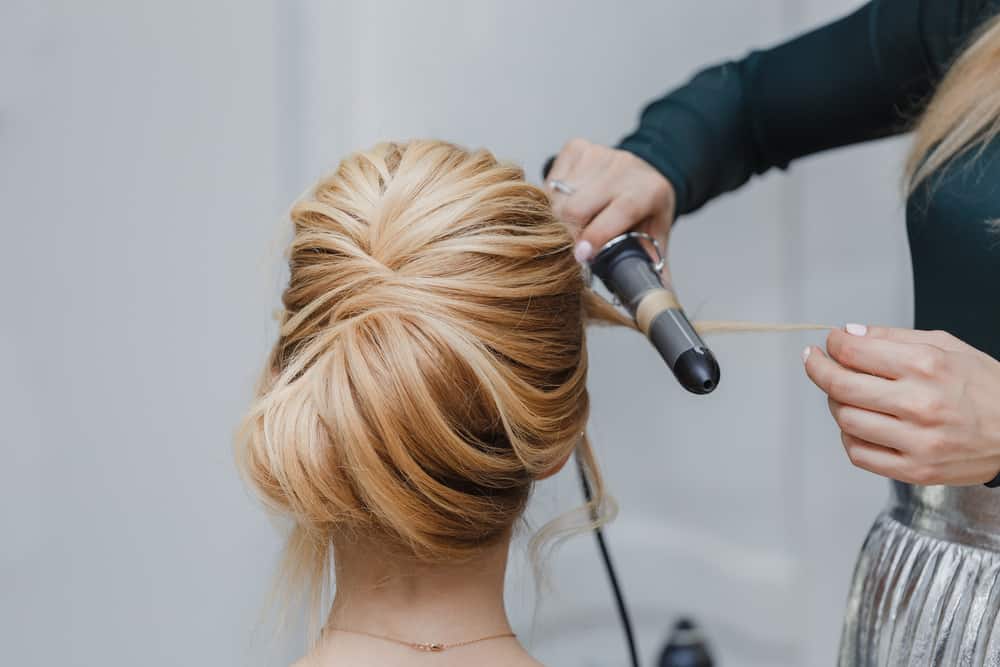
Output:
[239, 140, 627, 617]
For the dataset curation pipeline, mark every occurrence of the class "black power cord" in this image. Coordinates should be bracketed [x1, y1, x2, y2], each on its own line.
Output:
[576, 453, 640, 667]
[543, 154, 640, 665]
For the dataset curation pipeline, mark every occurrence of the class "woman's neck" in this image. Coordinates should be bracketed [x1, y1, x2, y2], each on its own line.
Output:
[327, 538, 513, 642]
[304, 535, 540, 667]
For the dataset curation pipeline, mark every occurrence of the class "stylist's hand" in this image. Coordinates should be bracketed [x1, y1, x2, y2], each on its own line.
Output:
[546, 139, 675, 275]
[803, 325, 1000, 486]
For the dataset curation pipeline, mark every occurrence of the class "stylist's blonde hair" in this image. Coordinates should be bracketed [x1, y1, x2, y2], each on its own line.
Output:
[907, 14, 1000, 191]
[238, 140, 626, 627]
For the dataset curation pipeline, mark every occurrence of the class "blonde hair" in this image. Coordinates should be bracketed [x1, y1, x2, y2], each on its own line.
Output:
[906, 14, 1000, 191]
[238, 140, 626, 624]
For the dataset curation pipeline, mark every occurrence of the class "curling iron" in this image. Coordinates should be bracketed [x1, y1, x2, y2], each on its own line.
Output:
[542, 158, 720, 394]
[543, 154, 723, 667]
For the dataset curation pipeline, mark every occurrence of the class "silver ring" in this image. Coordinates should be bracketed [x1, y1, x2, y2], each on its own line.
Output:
[547, 179, 576, 195]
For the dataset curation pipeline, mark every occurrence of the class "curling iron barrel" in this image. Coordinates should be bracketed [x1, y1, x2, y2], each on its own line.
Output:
[589, 235, 720, 394]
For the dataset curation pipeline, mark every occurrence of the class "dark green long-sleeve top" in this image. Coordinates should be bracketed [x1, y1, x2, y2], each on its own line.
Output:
[619, 0, 1000, 360]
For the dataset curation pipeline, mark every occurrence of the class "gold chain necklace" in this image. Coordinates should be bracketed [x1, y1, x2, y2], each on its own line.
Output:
[325, 627, 516, 653]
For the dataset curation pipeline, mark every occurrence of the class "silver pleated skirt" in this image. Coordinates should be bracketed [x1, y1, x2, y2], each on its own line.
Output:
[840, 481, 1000, 666]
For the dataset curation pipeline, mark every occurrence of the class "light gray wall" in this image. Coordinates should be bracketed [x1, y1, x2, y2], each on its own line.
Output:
[2, 1, 908, 665]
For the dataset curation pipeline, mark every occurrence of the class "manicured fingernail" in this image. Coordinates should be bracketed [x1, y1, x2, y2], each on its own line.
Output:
[845, 323, 868, 336]
[801, 346, 811, 363]
[574, 240, 593, 263]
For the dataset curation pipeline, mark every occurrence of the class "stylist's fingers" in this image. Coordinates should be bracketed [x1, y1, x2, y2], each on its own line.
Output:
[802, 344, 902, 416]
[545, 139, 676, 262]
[578, 194, 647, 254]
[803, 345, 848, 398]
[825, 327, 920, 380]
[546, 137, 588, 182]
[863, 325, 966, 353]
[556, 173, 616, 231]
[839, 432, 907, 478]
[547, 141, 614, 238]
[547, 138, 612, 199]
[827, 398, 914, 450]
[577, 155, 673, 257]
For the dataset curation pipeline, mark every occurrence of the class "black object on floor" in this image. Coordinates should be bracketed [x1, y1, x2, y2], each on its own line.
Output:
[657, 618, 714, 667]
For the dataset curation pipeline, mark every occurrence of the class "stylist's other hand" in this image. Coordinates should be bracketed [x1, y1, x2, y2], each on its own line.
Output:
[547, 139, 675, 276]
[803, 325, 1000, 486]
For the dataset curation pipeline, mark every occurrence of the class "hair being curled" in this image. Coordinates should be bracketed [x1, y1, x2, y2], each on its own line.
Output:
[238, 140, 627, 620]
